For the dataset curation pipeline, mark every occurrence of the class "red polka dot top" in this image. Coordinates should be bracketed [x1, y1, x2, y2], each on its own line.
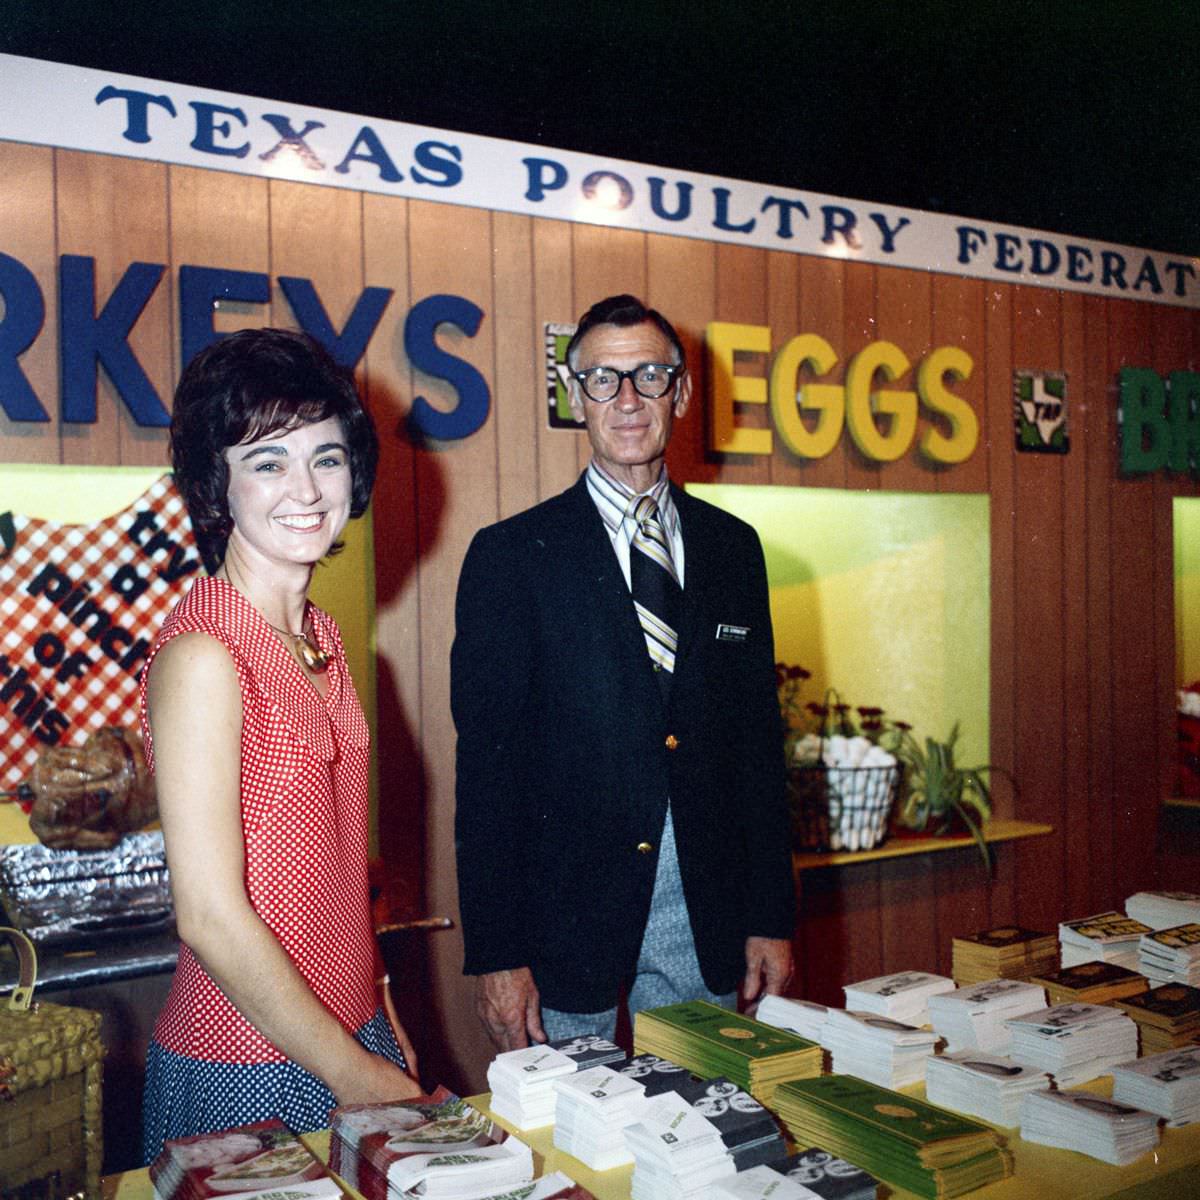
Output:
[139, 576, 378, 1063]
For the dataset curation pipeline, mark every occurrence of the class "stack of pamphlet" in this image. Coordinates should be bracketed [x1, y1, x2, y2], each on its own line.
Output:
[1117, 983, 1200, 1053]
[1058, 912, 1150, 971]
[927, 979, 1046, 1054]
[554, 1065, 649, 1169]
[1126, 890, 1200, 930]
[755, 995, 831, 1048]
[1111, 1045, 1200, 1126]
[487, 1047, 579, 1130]
[1019, 1088, 1160, 1165]
[671, 1078, 786, 1169]
[821, 1009, 939, 1088]
[951, 927, 1057, 986]
[710, 1165, 821, 1200]
[618, 1054, 696, 1097]
[150, 1120, 338, 1200]
[842, 971, 956, 1027]
[634, 1001, 821, 1104]
[330, 1089, 533, 1200]
[1005, 1003, 1139, 1087]
[924, 1050, 1051, 1127]
[624, 1094, 739, 1200]
[764, 1148, 877, 1200]
[485, 1036, 625, 1131]
[1138, 924, 1200, 985]
[774, 1075, 1012, 1200]
[1029, 961, 1148, 1006]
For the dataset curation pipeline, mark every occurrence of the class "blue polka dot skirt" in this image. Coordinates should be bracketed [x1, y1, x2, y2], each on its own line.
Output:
[142, 1009, 406, 1166]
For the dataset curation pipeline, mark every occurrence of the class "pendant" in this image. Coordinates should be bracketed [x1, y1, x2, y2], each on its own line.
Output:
[295, 632, 330, 674]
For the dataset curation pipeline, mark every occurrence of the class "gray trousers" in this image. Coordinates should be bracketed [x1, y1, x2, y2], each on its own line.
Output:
[540, 807, 736, 1042]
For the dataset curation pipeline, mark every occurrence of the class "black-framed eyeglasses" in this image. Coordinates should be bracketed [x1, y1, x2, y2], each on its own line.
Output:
[571, 362, 686, 403]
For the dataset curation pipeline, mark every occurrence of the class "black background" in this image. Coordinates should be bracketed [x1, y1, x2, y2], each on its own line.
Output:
[2, 0, 1198, 256]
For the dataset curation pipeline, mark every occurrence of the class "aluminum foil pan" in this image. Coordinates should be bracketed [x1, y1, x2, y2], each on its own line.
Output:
[0, 830, 173, 944]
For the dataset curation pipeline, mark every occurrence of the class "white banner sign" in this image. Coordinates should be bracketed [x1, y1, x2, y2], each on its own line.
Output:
[1, 53, 1197, 309]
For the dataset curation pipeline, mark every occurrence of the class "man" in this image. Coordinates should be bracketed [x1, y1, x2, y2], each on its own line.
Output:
[452, 294, 795, 1050]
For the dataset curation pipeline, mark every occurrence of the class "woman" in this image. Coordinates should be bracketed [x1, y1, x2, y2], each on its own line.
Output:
[140, 328, 421, 1163]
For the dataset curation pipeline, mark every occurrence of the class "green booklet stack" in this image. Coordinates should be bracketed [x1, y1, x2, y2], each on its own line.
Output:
[633, 1001, 822, 1104]
[773, 1075, 1013, 1200]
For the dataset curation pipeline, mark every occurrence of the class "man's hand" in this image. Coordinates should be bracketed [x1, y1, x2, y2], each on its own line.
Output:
[477, 967, 546, 1050]
[742, 936, 794, 1004]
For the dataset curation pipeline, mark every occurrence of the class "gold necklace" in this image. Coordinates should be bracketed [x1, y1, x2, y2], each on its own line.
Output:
[267, 619, 330, 673]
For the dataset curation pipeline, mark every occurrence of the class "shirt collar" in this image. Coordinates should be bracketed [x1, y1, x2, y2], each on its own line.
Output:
[585, 459, 679, 540]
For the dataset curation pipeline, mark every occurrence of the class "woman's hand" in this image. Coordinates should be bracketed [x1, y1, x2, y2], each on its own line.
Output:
[334, 1045, 425, 1105]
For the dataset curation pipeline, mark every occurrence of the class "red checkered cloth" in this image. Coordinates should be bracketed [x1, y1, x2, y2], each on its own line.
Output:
[0, 473, 200, 789]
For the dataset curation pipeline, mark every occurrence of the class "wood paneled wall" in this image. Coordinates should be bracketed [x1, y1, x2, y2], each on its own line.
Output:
[3, 143, 1200, 1092]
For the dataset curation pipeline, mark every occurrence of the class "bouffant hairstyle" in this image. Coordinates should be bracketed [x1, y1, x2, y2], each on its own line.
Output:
[564, 293, 686, 370]
[170, 328, 379, 574]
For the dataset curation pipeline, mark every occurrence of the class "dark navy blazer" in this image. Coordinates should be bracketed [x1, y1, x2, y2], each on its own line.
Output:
[452, 474, 795, 1013]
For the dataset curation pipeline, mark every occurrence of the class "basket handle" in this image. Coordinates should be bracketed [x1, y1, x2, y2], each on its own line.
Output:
[0, 926, 37, 1011]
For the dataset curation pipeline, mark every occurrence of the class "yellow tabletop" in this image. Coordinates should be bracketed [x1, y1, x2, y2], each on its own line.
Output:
[102, 1088, 1200, 1200]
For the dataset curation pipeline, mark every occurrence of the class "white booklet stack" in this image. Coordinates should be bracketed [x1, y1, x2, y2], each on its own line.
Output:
[1138, 924, 1200, 985]
[755, 996, 831, 1048]
[618, 1054, 695, 1097]
[821, 1008, 939, 1088]
[925, 1049, 1051, 1126]
[1126, 890, 1200, 930]
[841, 970, 956, 1027]
[1019, 1089, 1160, 1165]
[487, 1046, 579, 1130]
[1005, 1003, 1139, 1087]
[488, 1036, 627, 1130]
[624, 1095, 737, 1200]
[553, 1066, 648, 1169]
[1111, 1045, 1200, 1127]
[927, 979, 1047, 1054]
[711, 1165, 821, 1200]
[1058, 912, 1150, 971]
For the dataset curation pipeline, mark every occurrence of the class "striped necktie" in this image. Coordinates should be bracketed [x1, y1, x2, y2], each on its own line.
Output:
[630, 494, 681, 696]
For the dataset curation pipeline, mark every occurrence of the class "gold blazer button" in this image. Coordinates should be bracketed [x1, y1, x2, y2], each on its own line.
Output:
[665, 734, 679, 750]
[637, 841, 654, 854]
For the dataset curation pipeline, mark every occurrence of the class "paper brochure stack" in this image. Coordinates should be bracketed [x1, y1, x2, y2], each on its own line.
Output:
[951, 927, 1057, 986]
[763, 1148, 877, 1200]
[669, 1078, 787, 1170]
[624, 1094, 738, 1200]
[553, 1065, 648, 1169]
[841, 971, 956, 1028]
[755, 996, 831, 1049]
[635, 1001, 821, 1105]
[927, 979, 1046, 1054]
[1111, 1045, 1200, 1126]
[1058, 912, 1150, 971]
[1138, 924, 1200, 986]
[773, 1075, 1012, 1200]
[1029, 961, 1148, 1007]
[330, 1089, 533, 1200]
[618, 1054, 695, 1097]
[821, 1009, 939, 1088]
[1126, 890, 1200, 930]
[710, 1165, 823, 1200]
[1117, 982, 1200, 1053]
[1019, 1088, 1160, 1165]
[924, 1050, 1051, 1127]
[1005, 1003, 1139, 1087]
[485, 1036, 625, 1131]
[487, 1047, 578, 1130]
[149, 1120, 337, 1200]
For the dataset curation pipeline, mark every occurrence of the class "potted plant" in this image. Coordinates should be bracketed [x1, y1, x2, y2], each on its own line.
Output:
[888, 722, 995, 868]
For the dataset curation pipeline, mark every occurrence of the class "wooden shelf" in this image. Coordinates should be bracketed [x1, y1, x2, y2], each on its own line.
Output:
[792, 818, 1053, 870]
[1165, 796, 1200, 809]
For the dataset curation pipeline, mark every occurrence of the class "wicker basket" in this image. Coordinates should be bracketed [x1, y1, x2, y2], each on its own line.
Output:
[788, 762, 900, 852]
[0, 927, 103, 1199]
